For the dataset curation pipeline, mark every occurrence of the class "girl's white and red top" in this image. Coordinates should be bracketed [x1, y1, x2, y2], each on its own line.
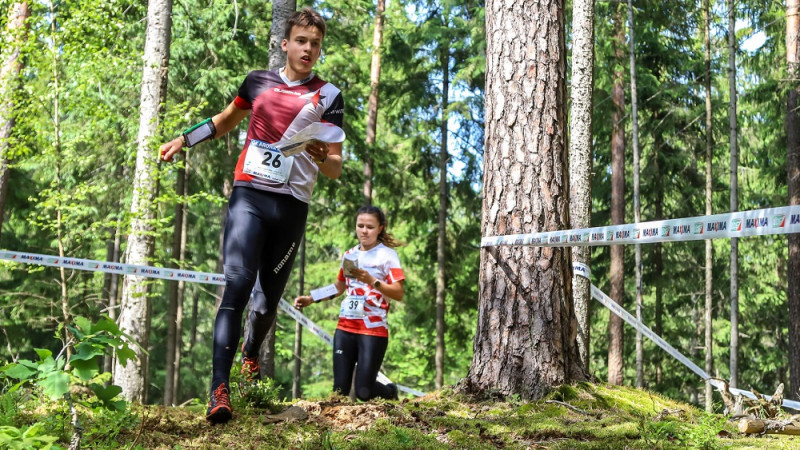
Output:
[336, 243, 405, 337]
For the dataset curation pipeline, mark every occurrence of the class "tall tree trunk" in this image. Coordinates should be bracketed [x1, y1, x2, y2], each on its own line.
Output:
[114, 0, 173, 402]
[568, 0, 595, 374]
[787, 0, 800, 401]
[164, 152, 187, 405]
[363, 0, 385, 205]
[653, 131, 664, 385]
[704, 0, 716, 412]
[608, 4, 627, 387]
[0, 2, 29, 242]
[259, 0, 297, 378]
[729, 0, 741, 391]
[435, 43, 449, 391]
[627, 0, 643, 389]
[462, 0, 586, 399]
[292, 236, 305, 399]
[103, 221, 123, 375]
[49, 6, 72, 361]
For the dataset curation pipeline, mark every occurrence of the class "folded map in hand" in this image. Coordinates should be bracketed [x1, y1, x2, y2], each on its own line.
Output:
[277, 122, 346, 157]
[342, 254, 358, 278]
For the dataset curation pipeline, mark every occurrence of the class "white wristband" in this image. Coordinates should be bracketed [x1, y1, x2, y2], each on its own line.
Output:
[311, 284, 338, 302]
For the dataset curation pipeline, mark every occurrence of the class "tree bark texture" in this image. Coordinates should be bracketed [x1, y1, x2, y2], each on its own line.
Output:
[787, 0, 800, 401]
[363, 0, 385, 205]
[268, 0, 296, 70]
[704, 0, 714, 411]
[464, 0, 585, 400]
[568, 0, 594, 375]
[0, 2, 29, 242]
[435, 43, 449, 390]
[729, 0, 740, 391]
[608, 4, 626, 387]
[114, 0, 173, 402]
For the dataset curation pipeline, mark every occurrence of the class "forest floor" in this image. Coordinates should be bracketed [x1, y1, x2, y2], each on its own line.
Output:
[28, 382, 800, 449]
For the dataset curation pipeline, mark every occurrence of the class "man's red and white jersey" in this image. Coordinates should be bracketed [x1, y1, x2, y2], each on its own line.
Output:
[232, 68, 344, 203]
[336, 243, 405, 338]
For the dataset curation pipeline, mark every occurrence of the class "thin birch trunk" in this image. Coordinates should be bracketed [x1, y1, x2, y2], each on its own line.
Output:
[363, 0, 385, 205]
[114, 0, 173, 402]
[568, 0, 595, 374]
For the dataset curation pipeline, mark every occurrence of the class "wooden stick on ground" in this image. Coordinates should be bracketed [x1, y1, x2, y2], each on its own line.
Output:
[738, 418, 800, 436]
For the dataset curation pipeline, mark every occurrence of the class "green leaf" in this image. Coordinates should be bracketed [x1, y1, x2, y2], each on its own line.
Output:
[115, 347, 136, 367]
[2, 363, 37, 381]
[34, 348, 53, 361]
[73, 315, 92, 333]
[70, 358, 98, 381]
[39, 371, 70, 400]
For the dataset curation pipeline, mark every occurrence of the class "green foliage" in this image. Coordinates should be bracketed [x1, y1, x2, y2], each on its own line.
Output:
[0, 423, 61, 450]
[685, 411, 730, 450]
[232, 369, 282, 412]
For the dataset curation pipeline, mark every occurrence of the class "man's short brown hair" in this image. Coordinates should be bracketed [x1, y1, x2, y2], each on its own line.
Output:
[285, 7, 326, 39]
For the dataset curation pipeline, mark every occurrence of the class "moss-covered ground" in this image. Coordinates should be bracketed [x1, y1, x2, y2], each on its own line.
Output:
[13, 382, 800, 449]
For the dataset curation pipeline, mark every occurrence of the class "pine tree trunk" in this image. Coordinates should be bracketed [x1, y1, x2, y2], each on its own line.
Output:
[786, 0, 800, 401]
[114, 0, 173, 402]
[0, 2, 29, 242]
[627, 0, 643, 389]
[654, 142, 664, 385]
[728, 0, 741, 392]
[435, 42, 449, 390]
[164, 153, 186, 405]
[704, 0, 715, 412]
[608, 4, 627, 387]
[363, 0, 385, 205]
[462, 0, 586, 400]
[258, 0, 296, 379]
[568, 0, 595, 375]
[293, 236, 305, 399]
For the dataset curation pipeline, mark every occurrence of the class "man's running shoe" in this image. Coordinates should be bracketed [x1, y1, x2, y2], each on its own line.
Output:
[241, 355, 260, 382]
[206, 383, 232, 424]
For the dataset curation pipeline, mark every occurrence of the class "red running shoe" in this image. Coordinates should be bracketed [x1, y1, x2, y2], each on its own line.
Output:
[206, 383, 232, 424]
[241, 354, 260, 382]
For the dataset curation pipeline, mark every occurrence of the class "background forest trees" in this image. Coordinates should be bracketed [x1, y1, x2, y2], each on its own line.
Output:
[0, 0, 798, 408]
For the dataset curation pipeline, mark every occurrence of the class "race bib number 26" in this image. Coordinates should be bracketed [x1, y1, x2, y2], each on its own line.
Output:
[242, 139, 294, 183]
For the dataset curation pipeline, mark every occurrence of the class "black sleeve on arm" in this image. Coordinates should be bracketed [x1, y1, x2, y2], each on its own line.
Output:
[322, 92, 344, 128]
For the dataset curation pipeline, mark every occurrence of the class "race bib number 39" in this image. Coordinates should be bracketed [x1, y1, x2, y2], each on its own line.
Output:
[243, 139, 294, 183]
[340, 296, 366, 319]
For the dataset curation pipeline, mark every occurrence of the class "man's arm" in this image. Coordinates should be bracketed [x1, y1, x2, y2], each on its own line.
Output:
[160, 101, 251, 162]
[306, 141, 343, 179]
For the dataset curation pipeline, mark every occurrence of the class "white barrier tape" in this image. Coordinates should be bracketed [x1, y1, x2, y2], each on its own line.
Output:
[0, 250, 226, 285]
[1, 249, 425, 397]
[572, 262, 591, 280]
[483, 205, 800, 248]
[278, 298, 426, 397]
[588, 282, 800, 410]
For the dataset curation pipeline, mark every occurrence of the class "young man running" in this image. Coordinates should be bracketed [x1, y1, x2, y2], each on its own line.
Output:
[160, 7, 344, 424]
